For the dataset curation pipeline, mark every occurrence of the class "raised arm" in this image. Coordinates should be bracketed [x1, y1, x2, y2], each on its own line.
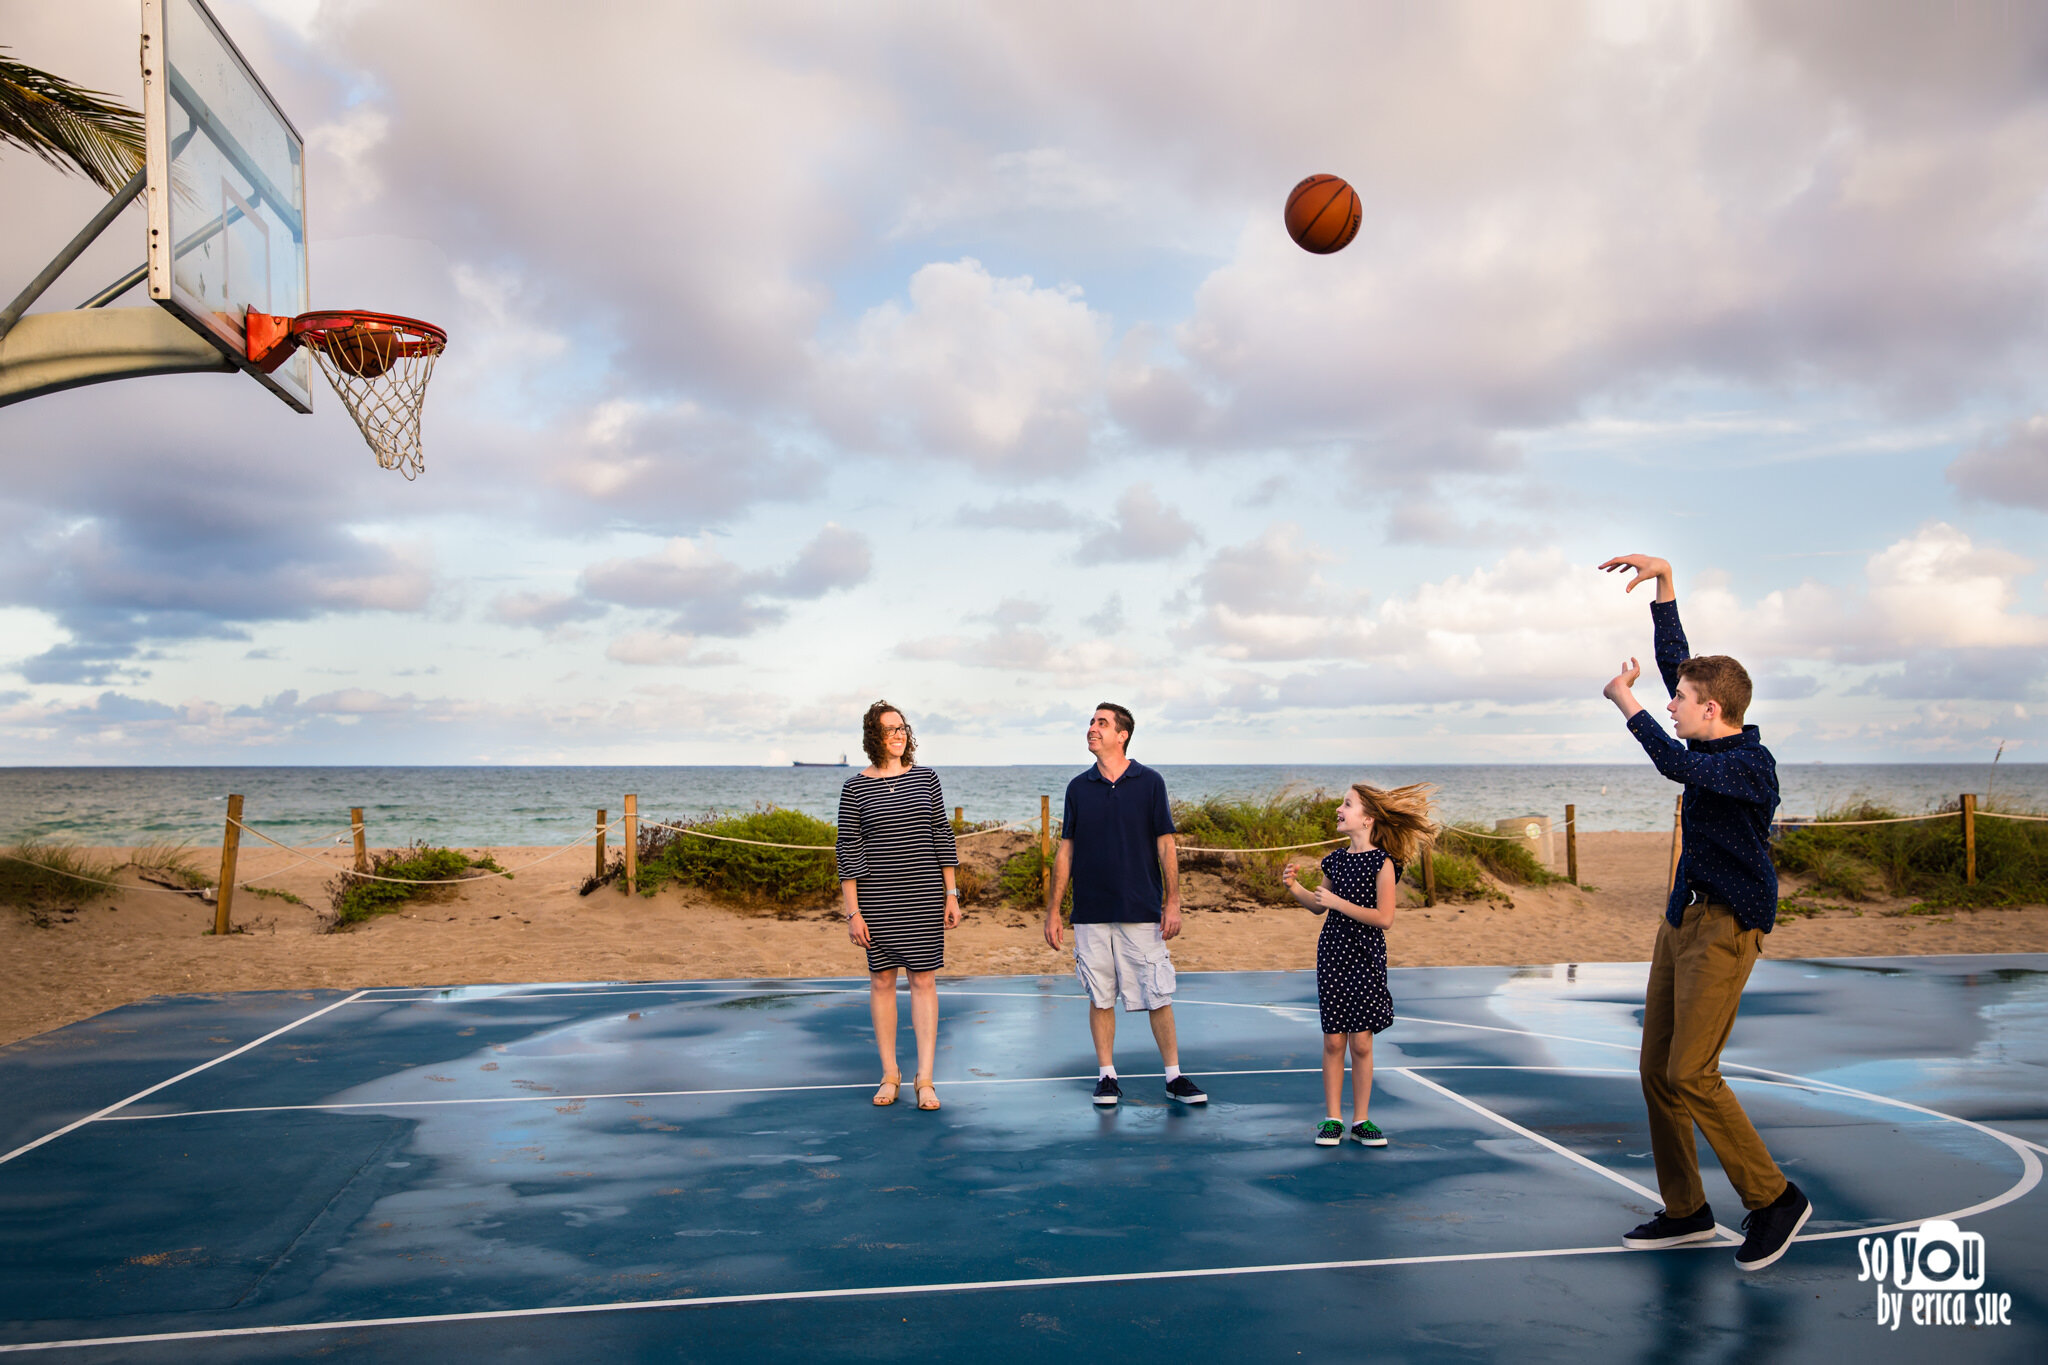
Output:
[1600, 553, 1687, 697]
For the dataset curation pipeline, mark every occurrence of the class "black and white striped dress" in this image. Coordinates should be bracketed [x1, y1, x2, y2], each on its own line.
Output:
[835, 767, 959, 973]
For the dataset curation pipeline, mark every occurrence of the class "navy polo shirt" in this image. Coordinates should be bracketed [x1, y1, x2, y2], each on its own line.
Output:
[1061, 759, 1176, 924]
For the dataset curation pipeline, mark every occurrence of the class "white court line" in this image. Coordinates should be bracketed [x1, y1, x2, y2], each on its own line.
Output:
[1394, 1068, 1740, 1243]
[0, 990, 371, 1168]
[98, 1067, 1329, 1121]
[94, 1064, 1836, 1124]
[356, 986, 859, 1003]
[0, 1239, 1687, 1354]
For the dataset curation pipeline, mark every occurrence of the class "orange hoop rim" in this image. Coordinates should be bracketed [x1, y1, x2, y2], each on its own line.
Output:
[247, 309, 448, 370]
[290, 310, 447, 357]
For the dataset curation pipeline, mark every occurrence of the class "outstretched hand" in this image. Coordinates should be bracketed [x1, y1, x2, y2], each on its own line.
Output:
[1598, 554, 1674, 600]
[1603, 657, 1645, 718]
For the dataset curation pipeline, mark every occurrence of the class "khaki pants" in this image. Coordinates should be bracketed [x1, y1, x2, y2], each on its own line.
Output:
[1640, 901, 1787, 1214]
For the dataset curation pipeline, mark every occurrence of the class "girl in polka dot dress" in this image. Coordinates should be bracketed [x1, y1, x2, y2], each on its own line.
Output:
[1283, 782, 1439, 1148]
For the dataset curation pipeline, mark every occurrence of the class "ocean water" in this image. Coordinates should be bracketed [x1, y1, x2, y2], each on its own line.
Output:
[2, 763, 2041, 848]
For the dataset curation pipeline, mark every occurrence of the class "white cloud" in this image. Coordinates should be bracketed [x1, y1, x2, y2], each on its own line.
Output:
[813, 259, 1109, 473]
[579, 525, 872, 637]
[1947, 416, 2048, 510]
[1075, 484, 1202, 563]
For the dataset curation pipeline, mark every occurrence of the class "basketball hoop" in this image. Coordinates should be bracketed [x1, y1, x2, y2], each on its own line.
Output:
[247, 310, 446, 479]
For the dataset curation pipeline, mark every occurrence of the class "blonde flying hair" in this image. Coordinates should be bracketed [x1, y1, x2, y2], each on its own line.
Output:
[1349, 782, 1439, 867]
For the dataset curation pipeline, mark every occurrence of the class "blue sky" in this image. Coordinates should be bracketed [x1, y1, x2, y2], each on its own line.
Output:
[2, 0, 2045, 766]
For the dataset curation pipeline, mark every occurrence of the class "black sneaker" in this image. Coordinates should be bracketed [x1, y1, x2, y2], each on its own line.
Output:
[1351, 1121, 1388, 1147]
[1735, 1182, 1812, 1272]
[1314, 1119, 1343, 1146]
[1165, 1075, 1207, 1105]
[1623, 1203, 1718, 1249]
[1092, 1075, 1122, 1107]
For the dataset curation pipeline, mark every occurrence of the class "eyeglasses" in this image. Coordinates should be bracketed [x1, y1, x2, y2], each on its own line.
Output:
[881, 724, 911, 737]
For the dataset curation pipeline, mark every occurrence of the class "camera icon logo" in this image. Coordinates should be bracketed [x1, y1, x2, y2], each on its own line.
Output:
[1893, 1220, 1986, 1291]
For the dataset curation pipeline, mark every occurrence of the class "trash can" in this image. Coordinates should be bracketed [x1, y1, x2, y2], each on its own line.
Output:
[1494, 815, 1554, 870]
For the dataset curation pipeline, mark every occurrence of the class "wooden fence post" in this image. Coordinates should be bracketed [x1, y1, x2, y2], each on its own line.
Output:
[1666, 794, 1685, 896]
[624, 795, 638, 896]
[1564, 803, 1579, 886]
[954, 805, 963, 827]
[595, 809, 608, 880]
[1962, 793, 1977, 885]
[1040, 795, 1051, 893]
[350, 807, 367, 872]
[215, 794, 243, 936]
[1421, 849, 1436, 907]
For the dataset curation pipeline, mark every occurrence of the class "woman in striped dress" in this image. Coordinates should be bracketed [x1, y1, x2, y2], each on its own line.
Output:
[837, 700, 960, 1111]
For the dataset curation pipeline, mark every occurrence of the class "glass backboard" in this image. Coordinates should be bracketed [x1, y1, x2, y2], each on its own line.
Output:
[141, 0, 312, 411]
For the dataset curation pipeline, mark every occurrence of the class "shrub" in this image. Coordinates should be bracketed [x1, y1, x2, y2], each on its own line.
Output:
[953, 860, 990, 905]
[1, 841, 114, 920]
[1174, 789, 1342, 905]
[125, 841, 210, 890]
[629, 808, 838, 906]
[1773, 800, 2048, 909]
[326, 844, 501, 928]
[998, 842, 1071, 914]
[1438, 824, 1566, 887]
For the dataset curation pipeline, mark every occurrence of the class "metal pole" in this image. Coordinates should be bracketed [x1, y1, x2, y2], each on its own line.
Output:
[1666, 794, 1685, 896]
[624, 795, 639, 896]
[215, 794, 243, 936]
[0, 170, 146, 346]
[1564, 804, 1578, 886]
[595, 809, 607, 880]
[351, 807, 367, 872]
[1963, 793, 1977, 885]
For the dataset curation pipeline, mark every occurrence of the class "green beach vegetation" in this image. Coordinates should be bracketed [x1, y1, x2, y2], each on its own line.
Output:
[1, 841, 115, 922]
[1772, 800, 2048, 913]
[326, 844, 506, 929]
[588, 808, 838, 908]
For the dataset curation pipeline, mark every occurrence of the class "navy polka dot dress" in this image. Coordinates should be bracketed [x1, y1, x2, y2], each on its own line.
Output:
[1315, 847, 1396, 1035]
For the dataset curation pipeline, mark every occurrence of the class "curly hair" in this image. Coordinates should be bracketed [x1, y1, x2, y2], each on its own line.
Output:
[861, 699, 916, 769]
[1349, 781, 1439, 866]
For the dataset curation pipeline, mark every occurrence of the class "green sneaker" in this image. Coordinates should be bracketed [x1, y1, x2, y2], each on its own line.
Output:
[1351, 1121, 1388, 1147]
[1314, 1119, 1343, 1147]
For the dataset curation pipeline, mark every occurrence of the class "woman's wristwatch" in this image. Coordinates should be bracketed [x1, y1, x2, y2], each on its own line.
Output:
[945, 888, 959, 897]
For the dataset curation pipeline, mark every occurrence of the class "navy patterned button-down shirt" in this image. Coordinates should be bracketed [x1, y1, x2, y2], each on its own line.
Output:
[1625, 598, 1782, 933]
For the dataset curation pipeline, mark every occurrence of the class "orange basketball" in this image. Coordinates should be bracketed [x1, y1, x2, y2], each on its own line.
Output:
[1285, 174, 1361, 255]
[329, 325, 397, 379]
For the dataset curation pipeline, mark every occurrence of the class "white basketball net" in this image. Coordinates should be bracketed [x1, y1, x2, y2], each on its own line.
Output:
[302, 330, 441, 480]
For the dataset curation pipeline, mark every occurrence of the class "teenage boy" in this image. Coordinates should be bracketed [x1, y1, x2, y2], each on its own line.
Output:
[1044, 703, 1207, 1108]
[1599, 552, 1812, 1273]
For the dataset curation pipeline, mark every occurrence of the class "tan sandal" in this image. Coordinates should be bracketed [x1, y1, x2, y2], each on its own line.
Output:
[873, 1072, 902, 1106]
[915, 1075, 940, 1111]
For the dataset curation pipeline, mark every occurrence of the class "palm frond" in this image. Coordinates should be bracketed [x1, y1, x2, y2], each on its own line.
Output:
[0, 48, 145, 193]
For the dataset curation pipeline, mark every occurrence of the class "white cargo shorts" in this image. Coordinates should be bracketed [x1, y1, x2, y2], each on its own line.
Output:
[1073, 921, 1177, 1012]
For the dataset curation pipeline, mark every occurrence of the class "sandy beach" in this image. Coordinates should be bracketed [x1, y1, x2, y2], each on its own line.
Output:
[5, 830, 2044, 1048]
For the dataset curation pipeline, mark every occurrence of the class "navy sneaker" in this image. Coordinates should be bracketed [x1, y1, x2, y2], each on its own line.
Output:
[1313, 1120, 1343, 1147]
[1622, 1204, 1718, 1249]
[1735, 1183, 1812, 1272]
[1351, 1120, 1388, 1147]
[1165, 1075, 1207, 1105]
[1092, 1075, 1122, 1107]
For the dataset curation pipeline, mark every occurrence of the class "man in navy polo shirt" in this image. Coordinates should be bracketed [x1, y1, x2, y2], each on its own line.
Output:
[1044, 703, 1208, 1108]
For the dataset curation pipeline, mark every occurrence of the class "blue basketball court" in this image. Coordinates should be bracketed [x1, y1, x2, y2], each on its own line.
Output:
[2, 957, 2043, 1361]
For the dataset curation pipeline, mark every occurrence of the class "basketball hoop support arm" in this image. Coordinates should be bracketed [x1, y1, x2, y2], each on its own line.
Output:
[0, 170, 146, 348]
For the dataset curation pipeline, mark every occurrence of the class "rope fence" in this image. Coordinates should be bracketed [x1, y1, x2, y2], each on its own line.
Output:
[14, 786, 2040, 931]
